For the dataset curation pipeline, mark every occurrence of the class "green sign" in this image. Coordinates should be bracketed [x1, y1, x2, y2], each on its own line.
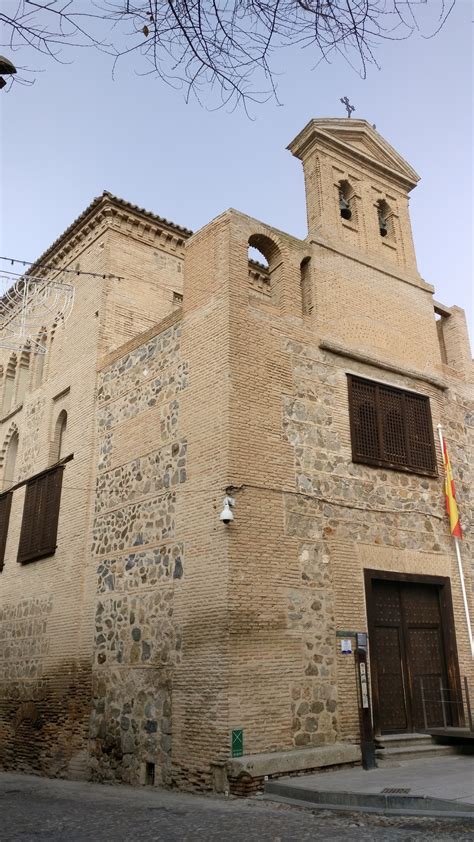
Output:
[231, 729, 243, 757]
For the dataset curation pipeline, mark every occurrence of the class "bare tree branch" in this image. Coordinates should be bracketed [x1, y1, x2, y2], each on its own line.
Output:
[0, 0, 456, 108]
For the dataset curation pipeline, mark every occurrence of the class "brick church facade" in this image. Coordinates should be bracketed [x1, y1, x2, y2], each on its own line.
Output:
[0, 118, 472, 792]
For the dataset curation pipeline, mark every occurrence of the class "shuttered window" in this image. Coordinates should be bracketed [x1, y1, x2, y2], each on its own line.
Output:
[17, 465, 65, 564]
[348, 375, 437, 475]
[0, 492, 13, 572]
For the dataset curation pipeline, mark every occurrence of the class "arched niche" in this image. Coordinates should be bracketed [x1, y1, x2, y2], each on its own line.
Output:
[16, 348, 31, 406]
[2, 355, 17, 416]
[300, 257, 313, 316]
[34, 330, 48, 388]
[51, 409, 68, 464]
[2, 427, 19, 489]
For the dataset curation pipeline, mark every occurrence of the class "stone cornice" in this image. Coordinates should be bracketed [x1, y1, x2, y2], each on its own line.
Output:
[320, 339, 447, 391]
[288, 119, 419, 192]
[26, 193, 193, 278]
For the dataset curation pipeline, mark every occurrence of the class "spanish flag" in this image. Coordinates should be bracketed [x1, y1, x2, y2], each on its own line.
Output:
[441, 435, 462, 539]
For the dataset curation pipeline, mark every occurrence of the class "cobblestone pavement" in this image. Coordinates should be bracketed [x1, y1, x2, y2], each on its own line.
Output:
[0, 773, 473, 841]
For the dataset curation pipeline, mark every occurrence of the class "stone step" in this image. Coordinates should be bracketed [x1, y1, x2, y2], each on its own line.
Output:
[376, 743, 458, 767]
[375, 733, 434, 750]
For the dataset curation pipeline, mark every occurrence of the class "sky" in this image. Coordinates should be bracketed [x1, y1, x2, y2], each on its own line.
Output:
[0, 0, 472, 345]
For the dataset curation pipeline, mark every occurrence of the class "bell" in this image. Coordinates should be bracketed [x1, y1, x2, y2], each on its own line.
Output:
[339, 196, 352, 221]
[377, 206, 388, 237]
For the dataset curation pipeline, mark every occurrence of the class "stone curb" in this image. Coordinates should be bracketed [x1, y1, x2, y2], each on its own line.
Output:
[264, 781, 474, 820]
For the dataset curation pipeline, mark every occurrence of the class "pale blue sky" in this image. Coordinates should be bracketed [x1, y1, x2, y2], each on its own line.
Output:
[1, 1, 472, 343]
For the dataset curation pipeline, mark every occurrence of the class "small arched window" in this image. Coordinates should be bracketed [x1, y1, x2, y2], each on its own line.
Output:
[34, 331, 47, 388]
[2, 355, 17, 416]
[3, 430, 19, 489]
[338, 180, 355, 223]
[51, 410, 68, 464]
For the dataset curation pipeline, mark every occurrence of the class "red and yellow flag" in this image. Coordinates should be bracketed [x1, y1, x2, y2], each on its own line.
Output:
[441, 435, 462, 539]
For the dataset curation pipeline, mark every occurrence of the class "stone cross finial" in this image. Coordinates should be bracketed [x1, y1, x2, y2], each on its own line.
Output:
[340, 96, 355, 118]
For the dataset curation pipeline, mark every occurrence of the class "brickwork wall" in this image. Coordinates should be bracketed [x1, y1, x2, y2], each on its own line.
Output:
[100, 221, 186, 354]
[0, 121, 471, 793]
[0, 199, 190, 782]
[0, 235, 105, 779]
[169, 214, 235, 791]
[291, 120, 420, 279]
[206, 202, 473, 770]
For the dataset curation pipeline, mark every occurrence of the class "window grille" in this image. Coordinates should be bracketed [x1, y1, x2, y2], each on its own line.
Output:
[348, 375, 437, 475]
[0, 492, 13, 571]
[17, 465, 64, 564]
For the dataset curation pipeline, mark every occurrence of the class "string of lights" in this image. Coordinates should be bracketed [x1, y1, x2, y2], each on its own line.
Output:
[0, 255, 124, 282]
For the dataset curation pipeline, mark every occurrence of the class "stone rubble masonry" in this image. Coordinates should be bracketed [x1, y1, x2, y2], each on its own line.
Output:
[0, 121, 472, 792]
[90, 311, 186, 786]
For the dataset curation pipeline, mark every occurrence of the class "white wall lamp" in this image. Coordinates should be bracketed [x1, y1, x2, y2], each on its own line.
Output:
[219, 496, 235, 524]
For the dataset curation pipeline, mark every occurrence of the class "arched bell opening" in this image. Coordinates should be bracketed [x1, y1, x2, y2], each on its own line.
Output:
[248, 233, 283, 304]
[338, 180, 356, 222]
[376, 199, 393, 239]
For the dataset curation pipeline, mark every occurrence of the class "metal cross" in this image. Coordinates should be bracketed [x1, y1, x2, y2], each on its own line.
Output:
[340, 96, 355, 118]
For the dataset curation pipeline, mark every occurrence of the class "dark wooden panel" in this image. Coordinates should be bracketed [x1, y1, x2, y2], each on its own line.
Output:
[379, 386, 407, 466]
[402, 583, 449, 730]
[347, 376, 437, 475]
[402, 582, 440, 624]
[348, 377, 379, 461]
[373, 580, 402, 625]
[373, 624, 408, 731]
[366, 570, 462, 734]
[17, 465, 65, 564]
[406, 626, 446, 729]
[0, 492, 13, 571]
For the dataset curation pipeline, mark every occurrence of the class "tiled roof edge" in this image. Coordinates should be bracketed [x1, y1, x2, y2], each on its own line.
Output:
[27, 191, 193, 274]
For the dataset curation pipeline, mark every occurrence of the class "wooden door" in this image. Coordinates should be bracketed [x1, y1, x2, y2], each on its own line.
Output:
[369, 578, 450, 733]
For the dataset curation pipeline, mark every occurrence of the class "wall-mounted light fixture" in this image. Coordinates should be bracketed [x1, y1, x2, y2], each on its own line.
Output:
[219, 496, 235, 524]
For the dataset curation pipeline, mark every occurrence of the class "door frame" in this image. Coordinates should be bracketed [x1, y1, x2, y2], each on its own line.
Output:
[364, 569, 463, 734]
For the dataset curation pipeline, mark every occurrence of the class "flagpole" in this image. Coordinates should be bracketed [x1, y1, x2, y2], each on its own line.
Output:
[453, 536, 474, 658]
[437, 424, 474, 658]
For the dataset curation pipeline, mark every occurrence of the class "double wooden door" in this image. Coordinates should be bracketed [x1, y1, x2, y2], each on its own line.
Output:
[368, 577, 452, 733]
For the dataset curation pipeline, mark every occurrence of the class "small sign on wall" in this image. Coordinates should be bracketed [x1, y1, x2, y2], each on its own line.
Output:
[340, 638, 353, 655]
[231, 729, 243, 757]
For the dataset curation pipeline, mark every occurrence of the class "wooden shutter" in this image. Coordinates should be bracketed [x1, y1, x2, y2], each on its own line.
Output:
[379, 385, 407, 467]
[17, 465, 64, 564]
[348, 377, 380, 462]
[0, 492, 13, 572]
[404, 392, 437, 473]
[348, 375, 437, 476]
